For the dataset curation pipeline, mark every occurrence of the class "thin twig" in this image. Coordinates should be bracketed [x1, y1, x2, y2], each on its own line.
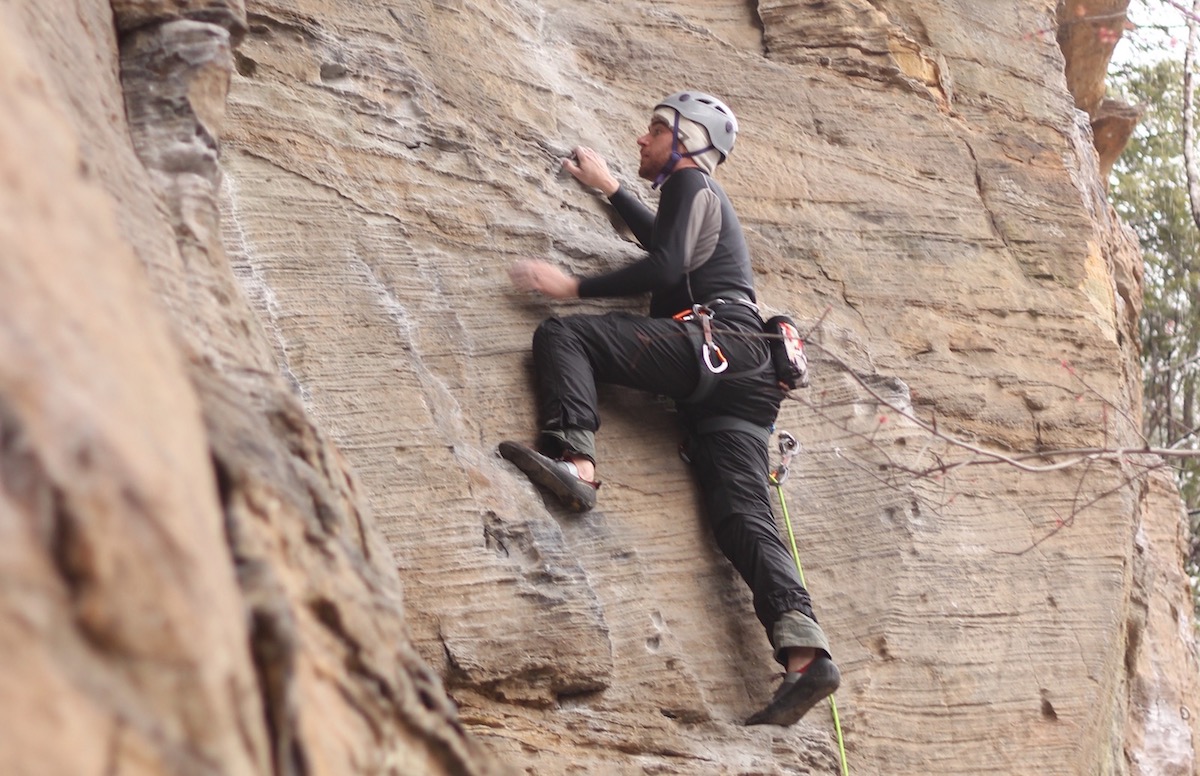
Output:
[997, 463, 1163, 555]
[802, 342, 1200, 473]
[1165, 0, 1200, 25]
[1062, 360, 1149, 447]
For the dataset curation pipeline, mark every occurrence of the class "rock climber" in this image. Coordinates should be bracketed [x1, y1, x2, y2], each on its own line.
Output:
[499, 91, 839, 726]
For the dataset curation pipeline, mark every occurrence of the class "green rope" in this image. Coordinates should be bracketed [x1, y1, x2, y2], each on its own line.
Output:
[770, 468, 850, 776]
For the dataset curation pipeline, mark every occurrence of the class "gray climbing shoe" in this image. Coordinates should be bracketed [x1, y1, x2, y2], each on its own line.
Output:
[498, 441, 598, 512]
[745, 656, 840, 726]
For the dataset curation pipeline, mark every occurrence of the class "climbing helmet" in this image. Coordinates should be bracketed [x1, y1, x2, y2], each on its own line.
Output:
[654, 91, 738, 162]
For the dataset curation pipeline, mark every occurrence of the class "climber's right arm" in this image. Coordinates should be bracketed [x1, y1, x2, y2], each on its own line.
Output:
[562, 146, 655, 248]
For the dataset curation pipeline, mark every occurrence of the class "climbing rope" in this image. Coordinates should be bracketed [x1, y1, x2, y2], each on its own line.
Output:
[769, 431, 849, 776]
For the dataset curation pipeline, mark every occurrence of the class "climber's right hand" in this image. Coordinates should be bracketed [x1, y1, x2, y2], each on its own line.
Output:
[508, 259, 580, 300]
[562, 146, 620, 197]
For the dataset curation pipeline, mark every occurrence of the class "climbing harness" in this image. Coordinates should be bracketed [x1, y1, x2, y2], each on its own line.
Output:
[673, 297, 775, 407]
[769, 431, 850, 776]
[691, 415, 771, 446]
[674, 304, 728, 374]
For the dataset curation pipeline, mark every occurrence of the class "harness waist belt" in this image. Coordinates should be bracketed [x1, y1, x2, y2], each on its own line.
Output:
[703, 289, 758, 312]
[691, 415, 772, 446]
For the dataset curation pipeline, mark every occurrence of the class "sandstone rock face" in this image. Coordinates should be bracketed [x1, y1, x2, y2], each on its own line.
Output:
[2, 2, 493, 775]
[1, 1, 1197, 775]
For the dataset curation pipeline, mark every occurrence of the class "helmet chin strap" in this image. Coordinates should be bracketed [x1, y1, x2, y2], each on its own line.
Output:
[652, 111, 718, 190]
[652, 112, 684, 190]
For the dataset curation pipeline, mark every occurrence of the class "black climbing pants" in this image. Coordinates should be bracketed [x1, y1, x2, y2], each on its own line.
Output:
[530, 310, 820, 653]
[682, 428, 818, 640]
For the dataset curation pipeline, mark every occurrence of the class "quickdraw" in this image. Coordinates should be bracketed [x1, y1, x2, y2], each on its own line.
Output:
[770, 431, 800, 485]
[673, 304, 728, 374]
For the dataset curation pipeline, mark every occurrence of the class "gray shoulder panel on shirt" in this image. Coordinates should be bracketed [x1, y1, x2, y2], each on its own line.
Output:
[682, 184, 722, 274]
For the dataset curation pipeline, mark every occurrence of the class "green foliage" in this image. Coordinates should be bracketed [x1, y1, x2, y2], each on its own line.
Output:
[1108, 56, 1200, 609]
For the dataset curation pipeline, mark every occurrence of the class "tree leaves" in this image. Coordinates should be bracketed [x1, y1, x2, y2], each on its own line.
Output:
[1110, 54, 1200, 599]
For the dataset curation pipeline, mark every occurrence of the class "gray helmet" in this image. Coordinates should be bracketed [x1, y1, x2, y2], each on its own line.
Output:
[655, 91, 738, 161]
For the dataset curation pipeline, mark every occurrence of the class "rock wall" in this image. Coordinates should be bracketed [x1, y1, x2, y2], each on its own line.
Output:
[1, 1, 492, 774]
[1, 0, 1197, 774]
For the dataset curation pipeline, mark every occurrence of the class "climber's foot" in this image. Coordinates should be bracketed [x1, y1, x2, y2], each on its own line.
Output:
[746, 657, 840, 726]
[498, 441, 599, 513]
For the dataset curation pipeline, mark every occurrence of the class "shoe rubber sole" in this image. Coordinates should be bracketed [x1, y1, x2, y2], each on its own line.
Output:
[498, 441, 596, 513]
[745, 657, 841, 726]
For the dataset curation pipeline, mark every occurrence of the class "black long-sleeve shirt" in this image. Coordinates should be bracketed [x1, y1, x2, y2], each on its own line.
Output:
[577, 168, 757, 319]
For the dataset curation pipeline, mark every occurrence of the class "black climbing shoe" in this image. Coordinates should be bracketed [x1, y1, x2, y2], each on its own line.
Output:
[745, 657, 840, 726]
[497, 441, 599, 513]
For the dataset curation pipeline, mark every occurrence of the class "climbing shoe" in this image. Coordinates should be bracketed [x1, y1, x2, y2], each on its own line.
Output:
[497, 441, 599, 513]
[745, 657, 840, 726]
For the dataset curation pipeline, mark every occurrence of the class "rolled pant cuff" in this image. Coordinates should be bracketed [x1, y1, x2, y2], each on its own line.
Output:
[539, 428, 596, 463]
[771, 610, 831, 665]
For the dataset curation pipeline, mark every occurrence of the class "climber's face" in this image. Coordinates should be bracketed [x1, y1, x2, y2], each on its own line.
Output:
[636, 117, 675, 180]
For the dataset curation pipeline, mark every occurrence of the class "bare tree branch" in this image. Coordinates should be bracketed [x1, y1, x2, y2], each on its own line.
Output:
[997, 462, 1162, 556]
[1165, 0, 1200, 24]
[1062, 360, 1148, 447]
[1148, 349, 1200, 376]
[795, 342, 1200, 474]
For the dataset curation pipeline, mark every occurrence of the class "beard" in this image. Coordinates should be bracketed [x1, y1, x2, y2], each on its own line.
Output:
[637, 151, 668, 181]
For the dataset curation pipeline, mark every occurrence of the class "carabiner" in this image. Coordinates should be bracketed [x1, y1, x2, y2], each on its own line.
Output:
[778, 431, 799, 458]
[702, 343, 729, 374]
[773, 431, 799, 486]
